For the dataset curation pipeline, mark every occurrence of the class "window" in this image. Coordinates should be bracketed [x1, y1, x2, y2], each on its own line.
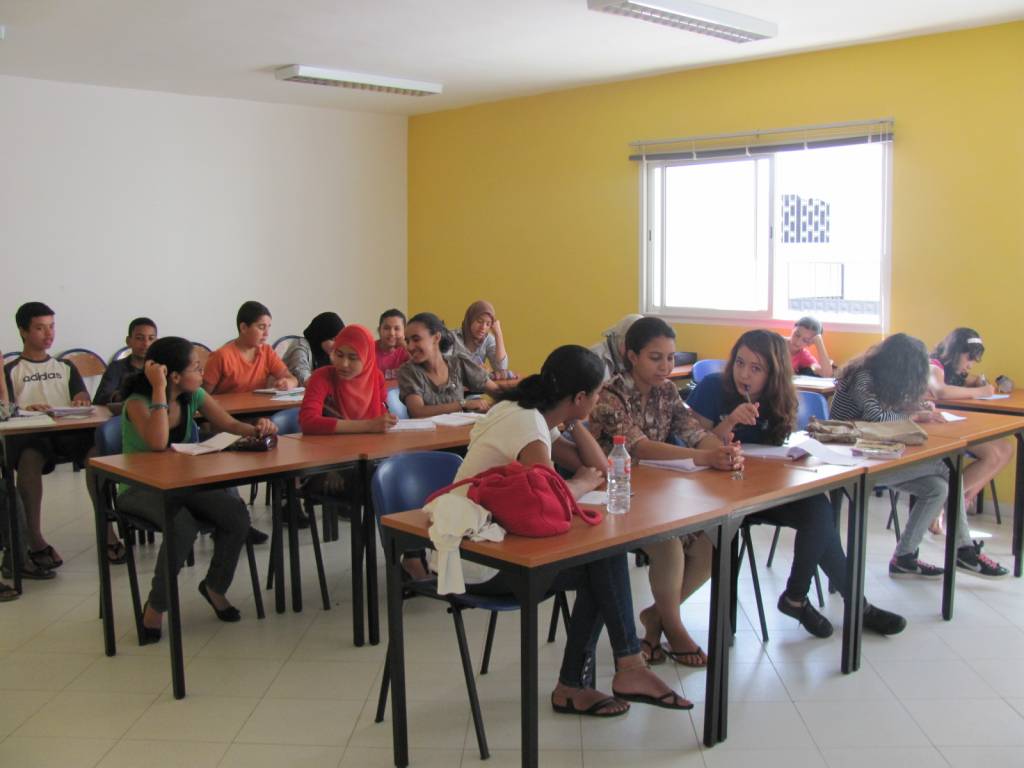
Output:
[639, 121, 892, 330]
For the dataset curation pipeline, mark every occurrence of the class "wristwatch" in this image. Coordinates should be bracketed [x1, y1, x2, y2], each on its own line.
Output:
[459, 399, 467, 410]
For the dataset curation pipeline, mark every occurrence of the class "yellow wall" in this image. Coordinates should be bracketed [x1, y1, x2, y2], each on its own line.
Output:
[410, 22, 1024, 492]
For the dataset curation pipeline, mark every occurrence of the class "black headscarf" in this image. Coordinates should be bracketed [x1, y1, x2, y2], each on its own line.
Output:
[303, 312, 345, 370]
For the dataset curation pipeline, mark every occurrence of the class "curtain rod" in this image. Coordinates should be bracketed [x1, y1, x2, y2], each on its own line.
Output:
[630, 117, 895, 150]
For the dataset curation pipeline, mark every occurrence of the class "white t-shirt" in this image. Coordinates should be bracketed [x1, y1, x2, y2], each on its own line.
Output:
[4, 355, 86, 408]
[437, 400, 561, 584]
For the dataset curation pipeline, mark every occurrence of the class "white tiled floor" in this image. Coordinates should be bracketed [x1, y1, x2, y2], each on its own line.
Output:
[3, 465, 1024, 767]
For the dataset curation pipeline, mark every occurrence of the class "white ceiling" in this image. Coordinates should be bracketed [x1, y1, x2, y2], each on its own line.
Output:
[1, 0, 1022, 116]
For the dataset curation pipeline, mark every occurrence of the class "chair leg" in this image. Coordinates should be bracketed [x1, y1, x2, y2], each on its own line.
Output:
[813, 569, 825, 609]
[887, 490, 901, 540]
[546, 596, 561, 643]
[308, 504, 331, 611]
[740, 526, 769, 643]
[125, 527, 145, 645]
[480, 610, 499, 675]
[976, 486, 985, 516]
[375, 652, 391, 723]
[730, 533, 740, 639]
[559, 591, 570, 633]
[451, 607, 489, 760]
[766, 526, 782, 568]
[146, 529, 155, 545]
[246, 542, 265, 620]
[186, 546, 195, 568]
[989, 480, 1002, 525]
[248, 481, 258, 506]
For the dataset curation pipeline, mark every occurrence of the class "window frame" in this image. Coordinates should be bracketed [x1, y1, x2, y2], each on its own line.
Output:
[638, 140, 893, 334]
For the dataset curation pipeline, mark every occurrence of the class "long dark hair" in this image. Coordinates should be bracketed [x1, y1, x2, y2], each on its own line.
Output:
[499, 345, 604, 412]
[407, 312, 455, 354]
[931, 327, 984, 386]
[840, 333, 930, 413]
[303, 312, 345, 370]
[123, 337, 196, 442]
[723, 330, 797, 445]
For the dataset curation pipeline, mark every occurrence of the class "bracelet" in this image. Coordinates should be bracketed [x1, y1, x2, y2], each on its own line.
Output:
[149, 402, 169, 411]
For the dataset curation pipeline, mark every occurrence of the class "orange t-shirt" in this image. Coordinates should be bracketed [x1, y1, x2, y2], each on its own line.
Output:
[203, 342, 290, 394]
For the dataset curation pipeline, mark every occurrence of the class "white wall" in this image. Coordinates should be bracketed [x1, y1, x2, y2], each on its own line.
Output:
[0, 75, 407, 359]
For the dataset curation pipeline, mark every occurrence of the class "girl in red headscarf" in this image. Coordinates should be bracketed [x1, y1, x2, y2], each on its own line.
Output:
[299, 324, 397, 435]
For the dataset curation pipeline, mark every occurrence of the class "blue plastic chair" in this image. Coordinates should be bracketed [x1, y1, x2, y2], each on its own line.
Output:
[94, 415, 265, 646]
[796, 390, 830, 431]
[385, 386, 408, 419]
[370, 451, 569, 760]
[692, 359, 726, 383]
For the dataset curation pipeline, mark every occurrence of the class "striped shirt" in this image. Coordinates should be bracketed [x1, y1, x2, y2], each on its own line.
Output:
[829, 369, 909, 423]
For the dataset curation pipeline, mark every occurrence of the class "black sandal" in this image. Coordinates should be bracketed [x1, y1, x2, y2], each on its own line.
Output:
[29, 545, 63, 569]
[640, 639, 666, 665]
[107, 541, 128, 565]
[612, 687, 694, 711]
[0, 582, 19, 602]
[551, 693, 629, 717]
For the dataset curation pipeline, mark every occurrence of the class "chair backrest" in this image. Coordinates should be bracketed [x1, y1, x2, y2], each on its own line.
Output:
[692, 359, 726, 383]
[371, 451, 463, 519]
[110, 346, 130, 362]
[271, 407, 301, 435]
[386, 386, 409, 419]
[796, 390, 830, 431]
[58, 348, 107, 378]
[273, 335, 301, 357]
[192, 342, 211, 368]
[2, 350, 20, 363]
[95, 415, 123, 456]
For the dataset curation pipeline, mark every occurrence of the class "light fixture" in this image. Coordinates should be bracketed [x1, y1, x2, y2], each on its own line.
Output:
[275, 65, 443, 97]
[587, 0, 776, 43]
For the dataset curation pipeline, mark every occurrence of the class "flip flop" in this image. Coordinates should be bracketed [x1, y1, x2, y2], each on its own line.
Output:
[551, 694, 629, 717]
[663, 645, 708, 668]
[0, 582, 19, 602]
[612, 688, 693, 711]
[107, 541, 128, 565]
[29, 545, 63, 569]
[640, 638, 666, 665]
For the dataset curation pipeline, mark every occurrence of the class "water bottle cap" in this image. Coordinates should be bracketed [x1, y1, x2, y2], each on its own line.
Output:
[613, 435, 626, 445]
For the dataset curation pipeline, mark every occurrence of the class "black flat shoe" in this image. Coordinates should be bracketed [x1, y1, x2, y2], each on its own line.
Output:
[198, 580, 241, 622]
[140, 602, 162, 645]
[247, 527, 269, 546]
[777, 592, 833, 638]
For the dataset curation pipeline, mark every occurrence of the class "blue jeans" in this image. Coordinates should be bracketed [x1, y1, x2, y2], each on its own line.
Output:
[469, 553, 642, 687]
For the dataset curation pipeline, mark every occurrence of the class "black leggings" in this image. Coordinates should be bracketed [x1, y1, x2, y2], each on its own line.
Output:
[749, 493, 848, 601]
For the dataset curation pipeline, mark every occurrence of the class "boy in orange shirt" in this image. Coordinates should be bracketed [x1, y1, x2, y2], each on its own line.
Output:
[203, 301, 298, 394]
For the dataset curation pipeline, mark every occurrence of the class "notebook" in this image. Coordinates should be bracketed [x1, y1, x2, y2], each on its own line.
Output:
[170, 432, 241, 455]
[638, 458, 706, 473]
[742, 436, 858, 466]
[387, 419, 437, 432]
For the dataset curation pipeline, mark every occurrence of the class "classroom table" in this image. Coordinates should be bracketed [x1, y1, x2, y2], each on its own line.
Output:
[668, 364, 694, 381]
[922, 408, 1024, 578]
[0, 407, 113, 592]
[88, 436, 364, 698]
[381, 458, 867, 766]
[212, 391, 302, 416]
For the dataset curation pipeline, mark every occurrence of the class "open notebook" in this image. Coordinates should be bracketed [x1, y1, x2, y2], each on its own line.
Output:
[742, 435, 858, 466]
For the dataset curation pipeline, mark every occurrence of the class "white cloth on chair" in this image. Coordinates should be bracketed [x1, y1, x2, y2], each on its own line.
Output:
[426, 493, 505, 595]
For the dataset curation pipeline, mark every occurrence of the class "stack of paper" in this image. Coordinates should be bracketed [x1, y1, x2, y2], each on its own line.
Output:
[270, 392, 304, 402]
[742, 436, 858, 466]
[170, 432, 241, 455]
[638, 458, 705, 473]
[792, 375, 836, 391]
[47, 406, 95, 418]
[255, 387, 305, 396]
[388, 419, 437, 432]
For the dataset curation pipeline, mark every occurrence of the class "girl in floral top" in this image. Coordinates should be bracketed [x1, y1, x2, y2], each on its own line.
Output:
[590, 317, 740, 667]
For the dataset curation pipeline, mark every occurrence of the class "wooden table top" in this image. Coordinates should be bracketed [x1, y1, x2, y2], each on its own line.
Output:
[668, 365, 693, 380]
[933, 391, 1024, 415]
[0, 406, 113, 437]
[282, 424, 473, 460]
[382, 459, 865, 569]
[856, 433, 965, 474]
[213, 391, 302, 415]
[88, 435, 358, 491]
[923, 410, 1024, 444]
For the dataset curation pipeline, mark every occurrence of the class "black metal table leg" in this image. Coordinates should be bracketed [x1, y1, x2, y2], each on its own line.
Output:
[384, 531, 408, 768]
[364, 460, 380, 646]
[271, 480, 286, 614]
[942, 454, 963, 620]
[162, 494, 186, 699]
[842, 479, 865, 674]
[89, 469, 116, 656]
[285, 482, 302, 612]
[705, 520, 735, 746]
[1014, 434, 1023, 578]
[1, 445, 22, 594]
[350, 465, 365, 647]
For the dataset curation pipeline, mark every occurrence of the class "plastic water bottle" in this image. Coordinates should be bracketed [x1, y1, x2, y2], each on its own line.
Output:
[607, 435, 631, 515]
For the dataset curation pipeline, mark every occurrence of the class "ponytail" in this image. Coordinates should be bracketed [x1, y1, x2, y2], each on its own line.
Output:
[499, 345, 604, 412]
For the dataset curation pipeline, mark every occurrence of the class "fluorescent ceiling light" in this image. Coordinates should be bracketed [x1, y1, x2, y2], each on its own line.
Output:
[587, 0, 777, 43]
[275, 65, 443, 96]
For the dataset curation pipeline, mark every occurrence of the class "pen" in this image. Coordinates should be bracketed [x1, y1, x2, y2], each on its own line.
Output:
[786, 465, 819, 473]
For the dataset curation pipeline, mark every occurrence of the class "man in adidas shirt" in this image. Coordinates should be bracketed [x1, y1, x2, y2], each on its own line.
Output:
[3, 302, 95, 578]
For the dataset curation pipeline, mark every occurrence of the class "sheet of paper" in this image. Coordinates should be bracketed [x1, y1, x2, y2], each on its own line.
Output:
[0, 413, 55, 431]
[937, 411, 967, 422]
[388, 419, 437, 432]
[976, 394, 1010, 400]
[578, 491, 608, 505]
[254, 387, 305, 395]
[792, 375, 836, 390]
[638, 458, 706, 473]
[431, 412, 485, 427]
[270, 392, 304, 402]
[797, 438, 860, 466]
[170, 431, 241, 455]
[741, 444, 796, 460]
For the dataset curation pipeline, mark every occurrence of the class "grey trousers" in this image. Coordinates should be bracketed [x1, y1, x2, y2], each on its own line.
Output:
[884, 459, 969, 557]
[117, 486, 250, 612]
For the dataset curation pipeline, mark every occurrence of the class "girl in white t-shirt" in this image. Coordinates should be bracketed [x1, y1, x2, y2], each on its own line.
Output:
[461, 344, 692, 717]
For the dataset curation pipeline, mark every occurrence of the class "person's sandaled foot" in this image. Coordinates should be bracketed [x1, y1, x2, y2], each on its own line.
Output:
[0, 582, 19, 601]
[106, 540, 128, 565]
[551, 685, 629, 717]
[640, 638, 666, 665]
[29, 544, 63, 570]
[663, 644, 707, 668]
[611, 659, 693, 711]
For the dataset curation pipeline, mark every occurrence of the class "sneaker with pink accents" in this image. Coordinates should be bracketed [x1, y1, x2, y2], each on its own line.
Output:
[956, 542, 1008, 577]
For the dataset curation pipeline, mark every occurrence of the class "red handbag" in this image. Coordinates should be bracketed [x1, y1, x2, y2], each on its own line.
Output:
[425, 462, 603, 537]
